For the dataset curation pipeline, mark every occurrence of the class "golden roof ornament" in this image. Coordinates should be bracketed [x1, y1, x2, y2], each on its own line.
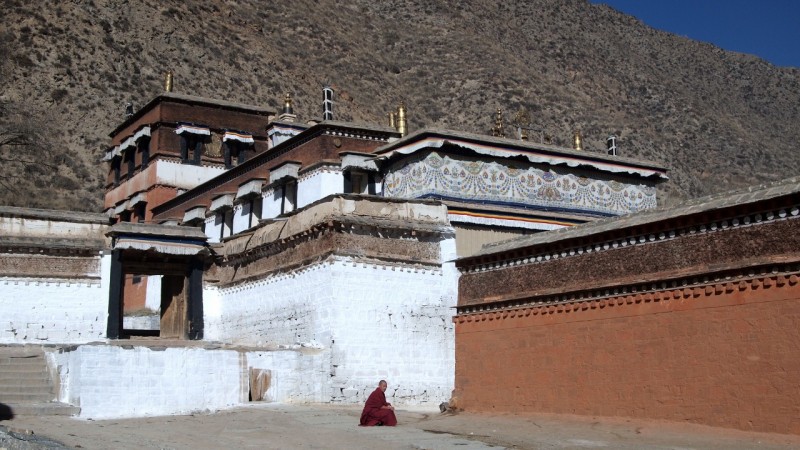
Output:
[573, 129, 583, 151]
[513, 107, 531, 141]
[164, 70, 173, 92]
[397, 102, 407, 137]
[388, 111, 397, 129]
[490, 108, 505, 137]
[283, 93, 293, 115]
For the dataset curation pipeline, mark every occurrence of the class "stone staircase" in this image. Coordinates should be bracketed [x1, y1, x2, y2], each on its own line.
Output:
[0, 346, 79, 417]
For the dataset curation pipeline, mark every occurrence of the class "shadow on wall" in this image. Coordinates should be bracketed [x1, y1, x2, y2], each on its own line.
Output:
[0, 403, 13, 420]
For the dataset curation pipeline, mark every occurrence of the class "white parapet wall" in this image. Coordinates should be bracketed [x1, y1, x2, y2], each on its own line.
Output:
[46, 344, 329, 419]
[0, 274, 108, 343]
[0, 207, 112, 344]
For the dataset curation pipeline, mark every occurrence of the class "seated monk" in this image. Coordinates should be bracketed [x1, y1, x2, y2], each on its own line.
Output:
[359, 380, 397, 426]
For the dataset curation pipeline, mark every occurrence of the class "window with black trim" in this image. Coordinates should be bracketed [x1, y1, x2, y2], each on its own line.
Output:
[139, 137, 151, 168]
[124, 148, 135, 179]
[111, 156, 121, 186]
[343, 170, 375, 195]
[223, 141, 253, 169]
[180, 135, 204, 165]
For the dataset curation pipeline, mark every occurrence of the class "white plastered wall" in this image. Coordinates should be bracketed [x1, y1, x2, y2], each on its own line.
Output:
[204, 215, 220, 243]
[203, 239, 459, 406]
[262, 188, 282, 220]
[297, 167, 343, 209]
[0, 252, 110, 344]
[46, 344, 328, 419]
[232, 203, 251, 234]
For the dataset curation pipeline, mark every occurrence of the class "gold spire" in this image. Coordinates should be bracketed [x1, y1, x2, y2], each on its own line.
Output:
[283, 93, 293, 115]
[388, 111, 397, 129]
[513, 107, 531, 141]
[164, 70, 173, 92]
[397, 102, 407, 137]
[573, 130, 583, 151]
[490, 108, 505, 137]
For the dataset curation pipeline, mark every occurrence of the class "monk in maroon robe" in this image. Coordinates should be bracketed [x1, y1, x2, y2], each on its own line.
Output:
[359, 380, 397, 426]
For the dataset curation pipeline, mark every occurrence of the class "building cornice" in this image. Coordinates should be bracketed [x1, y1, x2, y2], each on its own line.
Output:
[456, 263, 800, 317]
[458, 177, 800, 272]
[110, 93, 275, 138]
[374, 128, 668, 178]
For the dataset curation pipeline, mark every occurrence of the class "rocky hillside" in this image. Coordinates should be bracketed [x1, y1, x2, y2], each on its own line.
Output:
[1, 0, 799, 211]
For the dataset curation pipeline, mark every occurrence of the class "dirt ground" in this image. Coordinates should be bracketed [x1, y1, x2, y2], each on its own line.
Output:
[3, 403, 800, 450]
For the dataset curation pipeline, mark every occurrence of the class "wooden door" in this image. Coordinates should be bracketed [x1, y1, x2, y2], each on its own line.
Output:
[160, 275, 187, 339]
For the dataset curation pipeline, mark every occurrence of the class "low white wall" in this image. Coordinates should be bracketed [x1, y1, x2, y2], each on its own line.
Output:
[0, 254, 110, 344]
[46, 344, 328, 419]
[245, 349, 329, 403]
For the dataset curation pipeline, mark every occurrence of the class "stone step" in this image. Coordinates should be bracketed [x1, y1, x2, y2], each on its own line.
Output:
[4, 402, 79, 417]
[0, 348, 45, 355]
[0, 376, 51, 386]
[0, 392, 54, 403]
[0, 383, 53, 394]
[0, 357, 46, 367]
[0, 365, 49, 373]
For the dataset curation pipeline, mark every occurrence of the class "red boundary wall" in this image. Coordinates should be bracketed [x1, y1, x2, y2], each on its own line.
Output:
[455, 275, 800, 434]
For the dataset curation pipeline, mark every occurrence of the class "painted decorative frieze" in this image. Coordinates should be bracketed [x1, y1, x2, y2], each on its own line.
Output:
[383, 152, 657, 216]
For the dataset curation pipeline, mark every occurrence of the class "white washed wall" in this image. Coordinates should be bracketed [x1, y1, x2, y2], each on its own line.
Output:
[144, 275, 161, 310]
[0, 217, 106, 240]
[204, 215, 220, 243]
[203, 264, 333, 347]
[49, 345, 241, 419]
[154, 160, 226, 190]
[245, 350, 329, 403]
[232, 203, 250, 234]
[46, 345, 328, 419]
[204, 246, 458, 406]
[262, 189, 282, 220]
[0, 253, 110, 344]
[297, 168, 342, 209]
[325, 257, 456, 405]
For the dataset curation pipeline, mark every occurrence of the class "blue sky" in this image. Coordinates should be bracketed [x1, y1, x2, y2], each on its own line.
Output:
[590, 0, 800, 68]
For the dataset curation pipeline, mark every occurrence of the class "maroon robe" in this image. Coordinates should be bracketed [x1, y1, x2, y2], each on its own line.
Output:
[359, 388, 398, 426]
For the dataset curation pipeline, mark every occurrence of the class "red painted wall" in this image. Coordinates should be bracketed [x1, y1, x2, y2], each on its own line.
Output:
[454, 276, 800, 434]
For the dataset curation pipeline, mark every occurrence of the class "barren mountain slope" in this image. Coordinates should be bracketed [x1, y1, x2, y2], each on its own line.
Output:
[1, 0, 798, 211]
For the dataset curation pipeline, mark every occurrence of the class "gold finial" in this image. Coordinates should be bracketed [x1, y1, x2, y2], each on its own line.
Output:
[397, 102, 407, 137]
[283, 93, 293, 115]
[573, 130, 583, 151]
[490, 108, 505, 137]
[388, 111, 397, 129]
[164, 70, 173, 92]
[513, 107, 531, 141]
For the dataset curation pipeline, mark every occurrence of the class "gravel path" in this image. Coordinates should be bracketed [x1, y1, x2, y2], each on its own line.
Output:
[2, 404, 799, 449]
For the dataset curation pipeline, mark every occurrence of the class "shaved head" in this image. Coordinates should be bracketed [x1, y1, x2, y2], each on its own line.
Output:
[379, 380, 387, 391]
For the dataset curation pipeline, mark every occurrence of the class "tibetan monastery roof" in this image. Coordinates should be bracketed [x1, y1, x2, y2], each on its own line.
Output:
[111, 93, 276, 137]
[0, 206, 110, 224]
[460, 176, 800, 264]
[374, 128, 668, 180]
